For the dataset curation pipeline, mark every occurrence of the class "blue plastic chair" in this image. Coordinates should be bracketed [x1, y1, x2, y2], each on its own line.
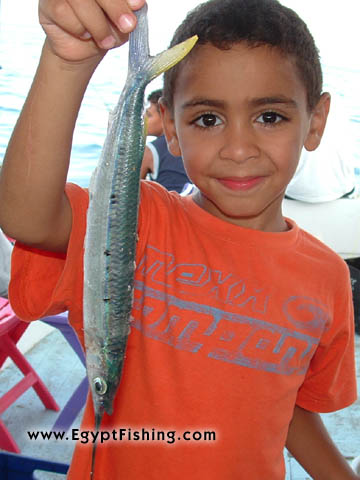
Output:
[0, 451, 69, 479]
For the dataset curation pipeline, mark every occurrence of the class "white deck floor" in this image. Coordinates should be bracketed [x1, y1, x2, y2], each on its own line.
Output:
[1, 326, 359, 479]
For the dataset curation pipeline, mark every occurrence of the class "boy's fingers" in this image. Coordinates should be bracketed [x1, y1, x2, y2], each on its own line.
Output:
[39, 0, 100, 44]
[96, 0, 141, 33]
[70, 0, 147, 43]
[40, 0, 146, 50]
[65, 0, 129, 48]
[126, 0, 146, 10]
[39, 0, 86, 38]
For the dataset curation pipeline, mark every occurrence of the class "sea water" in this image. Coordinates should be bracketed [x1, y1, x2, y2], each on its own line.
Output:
[1, 0, 359, 188]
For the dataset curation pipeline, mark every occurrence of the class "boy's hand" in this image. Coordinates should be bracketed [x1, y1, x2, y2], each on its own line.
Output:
[39, 0, 146, 63]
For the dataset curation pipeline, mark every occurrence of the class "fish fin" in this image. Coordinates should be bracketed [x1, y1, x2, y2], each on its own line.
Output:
[129, 5, 198, 81]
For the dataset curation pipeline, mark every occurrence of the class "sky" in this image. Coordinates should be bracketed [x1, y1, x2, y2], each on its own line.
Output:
[146, 0, 360, 70]
[2, 0, 359, 72]
[1, 0, 359, 117]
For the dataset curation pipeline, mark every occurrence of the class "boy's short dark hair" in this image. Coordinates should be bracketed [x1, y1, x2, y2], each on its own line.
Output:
[163, 0, 322, 112]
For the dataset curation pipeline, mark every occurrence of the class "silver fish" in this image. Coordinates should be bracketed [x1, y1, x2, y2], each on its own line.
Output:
[83, 4, 197, 477]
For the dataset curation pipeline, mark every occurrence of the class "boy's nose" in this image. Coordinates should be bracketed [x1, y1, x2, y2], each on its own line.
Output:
[219, 124, 260, 164]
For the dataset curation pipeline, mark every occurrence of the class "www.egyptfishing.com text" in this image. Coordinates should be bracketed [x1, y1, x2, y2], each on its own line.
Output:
[27, 427, 217, 445]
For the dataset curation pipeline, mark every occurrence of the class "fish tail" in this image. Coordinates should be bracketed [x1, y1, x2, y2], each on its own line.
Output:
[130, 5, 198, 83]
[147, 34, 198, 81]
[90, 412, 103, 480]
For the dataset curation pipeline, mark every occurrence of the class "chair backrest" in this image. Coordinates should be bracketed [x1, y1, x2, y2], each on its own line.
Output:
[0, 297, 9, 312]
[0, 298, 28, 369]
[0, 299, 18, 334]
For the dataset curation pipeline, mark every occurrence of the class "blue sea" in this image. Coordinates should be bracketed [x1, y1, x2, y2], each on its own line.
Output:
[1, 0, 360, 188]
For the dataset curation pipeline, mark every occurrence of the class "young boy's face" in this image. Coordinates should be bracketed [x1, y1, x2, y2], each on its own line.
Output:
[161, 43, 329, 232]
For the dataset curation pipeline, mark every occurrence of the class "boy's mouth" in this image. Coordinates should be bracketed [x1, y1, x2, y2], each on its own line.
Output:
[217, 176, 265, 191]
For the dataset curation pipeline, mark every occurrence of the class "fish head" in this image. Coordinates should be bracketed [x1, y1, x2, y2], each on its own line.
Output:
[86, 348, 124, 417]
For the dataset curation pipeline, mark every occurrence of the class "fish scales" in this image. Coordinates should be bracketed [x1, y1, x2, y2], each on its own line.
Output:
[82, 5, 197, 478]
[85, 82, 145, 410]
[106, 87, 146, 318]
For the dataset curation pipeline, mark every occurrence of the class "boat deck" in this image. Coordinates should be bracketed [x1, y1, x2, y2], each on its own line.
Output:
[0, 325, 359, 479]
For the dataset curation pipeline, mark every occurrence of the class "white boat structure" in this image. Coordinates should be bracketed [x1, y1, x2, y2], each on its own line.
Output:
[283, 196, 360, 259]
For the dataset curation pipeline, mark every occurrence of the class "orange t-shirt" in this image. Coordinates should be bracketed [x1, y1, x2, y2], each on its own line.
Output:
[10, 181, 357, 479]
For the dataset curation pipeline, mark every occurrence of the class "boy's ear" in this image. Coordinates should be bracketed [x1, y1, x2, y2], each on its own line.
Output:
[158, 98, 182, 157]
[304, 92, 331, 152]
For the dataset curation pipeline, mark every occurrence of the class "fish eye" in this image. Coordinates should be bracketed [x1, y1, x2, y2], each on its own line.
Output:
[93, 377, 107, 395]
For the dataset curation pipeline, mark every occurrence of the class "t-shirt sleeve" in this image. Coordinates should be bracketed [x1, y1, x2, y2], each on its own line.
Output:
[8, 183, 88, 344]
[296, 263, 357, 412]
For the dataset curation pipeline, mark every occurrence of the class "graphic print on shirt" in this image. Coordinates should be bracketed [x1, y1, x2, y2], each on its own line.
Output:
[132, 246, 330, 376]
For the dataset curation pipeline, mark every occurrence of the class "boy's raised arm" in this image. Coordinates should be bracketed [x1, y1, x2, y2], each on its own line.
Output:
[0, 0, 145, 253]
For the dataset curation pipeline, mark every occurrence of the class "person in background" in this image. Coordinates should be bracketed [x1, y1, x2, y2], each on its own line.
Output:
[143, 89, 163, 138]
[140, 89, 190, 193]
[285, 96, 356, 202]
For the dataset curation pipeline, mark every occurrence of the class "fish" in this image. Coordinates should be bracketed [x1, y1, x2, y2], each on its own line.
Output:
[82, 4, 197, 478]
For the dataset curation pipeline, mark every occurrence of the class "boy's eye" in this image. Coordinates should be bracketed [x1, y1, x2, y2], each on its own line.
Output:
[257, 111, 286, 124]
[194, 113, 222, 128]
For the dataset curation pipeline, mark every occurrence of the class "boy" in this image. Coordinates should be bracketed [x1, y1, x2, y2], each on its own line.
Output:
[0, 0, 358, 478]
